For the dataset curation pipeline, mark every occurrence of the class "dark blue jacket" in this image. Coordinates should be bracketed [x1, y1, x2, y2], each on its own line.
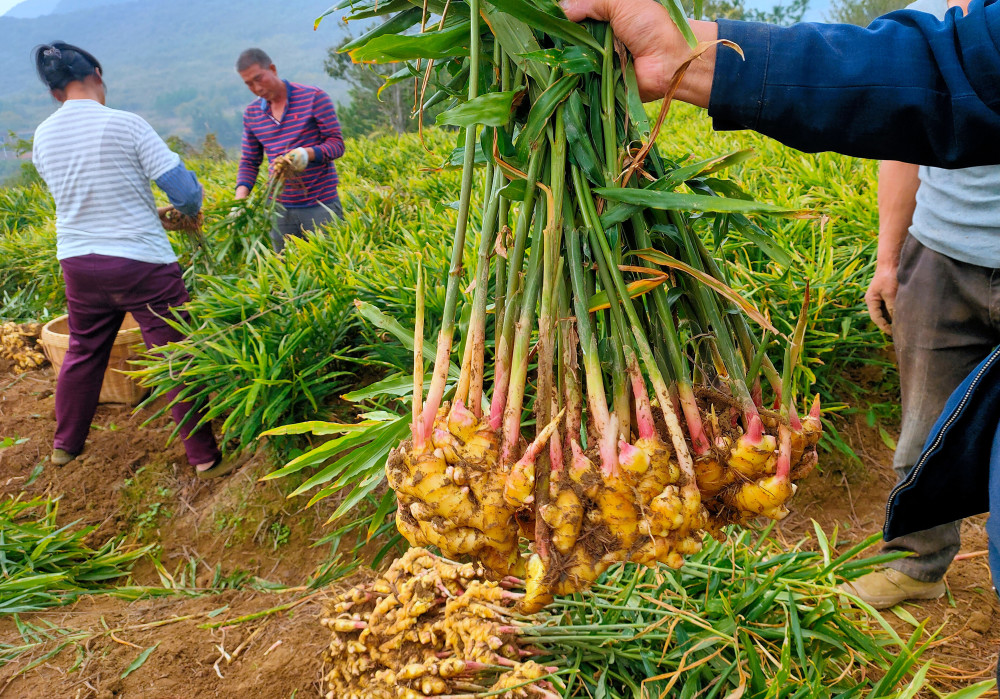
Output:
[883, 347, 1000, 539]
[709, 0, 1000, 168]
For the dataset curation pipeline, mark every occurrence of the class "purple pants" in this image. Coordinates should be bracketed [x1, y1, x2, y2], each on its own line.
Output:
[55, 254, 220, 467]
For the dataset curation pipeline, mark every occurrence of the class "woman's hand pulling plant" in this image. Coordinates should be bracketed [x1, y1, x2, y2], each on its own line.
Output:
[158, 206, 203, 233]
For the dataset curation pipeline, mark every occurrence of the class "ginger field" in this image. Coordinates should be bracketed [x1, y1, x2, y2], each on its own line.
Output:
[0, 109, 997, 697]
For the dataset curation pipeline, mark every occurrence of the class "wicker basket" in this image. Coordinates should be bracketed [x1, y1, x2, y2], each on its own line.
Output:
[40, 313, 148, 405]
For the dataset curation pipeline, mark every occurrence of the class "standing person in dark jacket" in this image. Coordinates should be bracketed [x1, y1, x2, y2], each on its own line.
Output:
[234, 48, 346, 253]
[841, 0, 1000, 609]
[30, 41, 232, 478]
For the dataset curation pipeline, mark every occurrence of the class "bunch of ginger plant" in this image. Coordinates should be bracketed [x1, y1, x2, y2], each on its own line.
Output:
[326, 0, 822, 609]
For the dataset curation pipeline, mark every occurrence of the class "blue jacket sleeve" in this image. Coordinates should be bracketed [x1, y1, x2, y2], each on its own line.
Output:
[884, 346, 1000, 540]
[155, 163, 203, 216]
[709, 0, 1000, 168]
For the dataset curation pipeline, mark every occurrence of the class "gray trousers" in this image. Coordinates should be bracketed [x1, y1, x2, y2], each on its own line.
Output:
[270, 194, 344, 253]
[884, 235, 1000, 581]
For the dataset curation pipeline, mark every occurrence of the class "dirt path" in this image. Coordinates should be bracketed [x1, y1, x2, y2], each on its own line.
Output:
[0, 365, 350, 698]
[0, 589, 331, 699]
[0, 364, 997, 697]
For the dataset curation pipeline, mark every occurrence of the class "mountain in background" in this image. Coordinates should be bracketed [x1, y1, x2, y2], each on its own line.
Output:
[5, 0, 60, 19]
[51, 0, 136, 13]
[5, 0, 134, 18]
[0, 0, 347, 150]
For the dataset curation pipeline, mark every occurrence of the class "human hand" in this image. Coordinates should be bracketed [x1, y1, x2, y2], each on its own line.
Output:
[159, 206, 203, 232]
[864, 263, 898, 335]
[561, 0, 719, 105]
[283, 147, 310, 172]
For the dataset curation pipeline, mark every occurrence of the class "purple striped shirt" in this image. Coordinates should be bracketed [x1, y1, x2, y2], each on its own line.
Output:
[237, 81, 345, 208]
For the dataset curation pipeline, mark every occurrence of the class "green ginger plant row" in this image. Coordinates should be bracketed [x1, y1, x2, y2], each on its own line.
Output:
[2, 115, 881, 390]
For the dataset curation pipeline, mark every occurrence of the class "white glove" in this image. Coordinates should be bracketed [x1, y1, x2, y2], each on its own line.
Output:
[284, 147, 310, 172]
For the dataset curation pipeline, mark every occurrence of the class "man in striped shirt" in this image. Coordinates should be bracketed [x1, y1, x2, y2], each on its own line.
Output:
[235, 48, 346, 252]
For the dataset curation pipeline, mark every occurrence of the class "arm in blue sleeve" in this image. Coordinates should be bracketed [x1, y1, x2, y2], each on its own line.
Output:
[155, 163, 203, 216]
[708, 0, 1000, 168]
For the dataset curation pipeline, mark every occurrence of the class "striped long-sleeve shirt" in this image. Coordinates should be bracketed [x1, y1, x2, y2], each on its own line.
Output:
[236, 81, 345, 208]
[32, 99, 200, 264]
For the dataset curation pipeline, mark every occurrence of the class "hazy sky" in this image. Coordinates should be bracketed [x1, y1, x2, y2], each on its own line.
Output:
[0, 0, 830, 22]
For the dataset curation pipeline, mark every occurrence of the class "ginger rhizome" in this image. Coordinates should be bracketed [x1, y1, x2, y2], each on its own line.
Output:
[320, 548, 559, 699]
[1, 322, 46, 373]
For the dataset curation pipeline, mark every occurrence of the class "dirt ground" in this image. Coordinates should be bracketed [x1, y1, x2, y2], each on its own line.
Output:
[0, 362, 997, 697]
[0, 364, 350, 698]
[783, 421, 1000, 693]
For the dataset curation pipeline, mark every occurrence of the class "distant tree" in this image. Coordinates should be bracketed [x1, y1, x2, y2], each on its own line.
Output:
[324, 21, 413, 137]
[687, 0, 811, 24]
[826, 0, 909, 25]
[4, 131, 32, 158]
[198, 133, 228, 161]
[166, 135, 193, 156]
[2, 131, 41, 187]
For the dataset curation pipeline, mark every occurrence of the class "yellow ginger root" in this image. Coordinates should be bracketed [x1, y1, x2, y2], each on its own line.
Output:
[728, 475, 795, 520]
[520, 553, 552, 613]
[627, 438, 674, 503]
[567, 443, 601, 497]
[386, 376, 818, 608]
[488, 660, 549, 697]
[160, 207, 204, 232]
[421, 676, 449, 695]
[631, 535, 686, 569]
[592, 470, 639, 545]
[504, 458, 535, 507]
[693, 456, 731, 498]
[550, 555, 606, 595]
[727, 417, 778, 479]
[0, 322, 47, 373]
[539, 486, 583, 555]
[321, 549, 551, 699]
[790, 398, 823, 479]
[388, 404, 520, 577]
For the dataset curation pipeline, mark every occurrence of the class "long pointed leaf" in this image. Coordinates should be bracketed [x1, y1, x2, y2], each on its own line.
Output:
[627, 250, 778, 333]
[595, 186, 807, 221]
[437, 90, 522, 128]
[488, 0, 603, 52]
